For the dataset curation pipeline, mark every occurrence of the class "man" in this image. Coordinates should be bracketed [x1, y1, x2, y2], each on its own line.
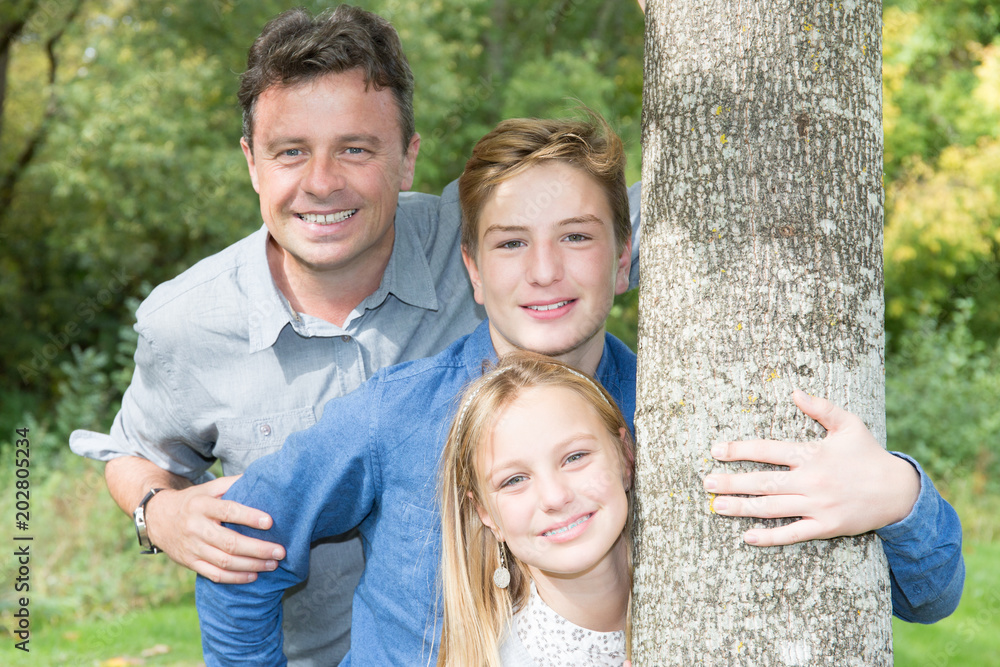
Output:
[196, 116, 963, 665]
[70, 7, 497, 664]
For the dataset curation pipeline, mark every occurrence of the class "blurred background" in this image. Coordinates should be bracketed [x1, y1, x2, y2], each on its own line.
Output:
[0, 0, 996, 664]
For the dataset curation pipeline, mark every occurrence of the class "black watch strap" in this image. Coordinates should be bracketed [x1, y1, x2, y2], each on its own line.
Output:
[133, 488, 165, 555]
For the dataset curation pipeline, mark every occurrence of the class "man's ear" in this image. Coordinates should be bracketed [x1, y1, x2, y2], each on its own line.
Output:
[399, 132, 421, 192]
[462, 246, 486, 306]
[470, 491, 504, 542]
[614, 238, 632, 295]
[241, 137, 261, 194]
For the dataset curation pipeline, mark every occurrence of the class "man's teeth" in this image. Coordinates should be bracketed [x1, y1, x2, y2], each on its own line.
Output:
[544, 513, 592, 537]
[300, 210, 357, 224]
[527, 301, 570, 312]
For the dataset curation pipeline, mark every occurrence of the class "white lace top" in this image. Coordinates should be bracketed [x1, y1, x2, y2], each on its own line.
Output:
[498, 583, 627, 667]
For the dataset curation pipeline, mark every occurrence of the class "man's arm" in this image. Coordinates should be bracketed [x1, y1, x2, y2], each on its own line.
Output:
[704, 390, 964, 622]
[105, 456, 284, 583]
[72, 320, 286, 583]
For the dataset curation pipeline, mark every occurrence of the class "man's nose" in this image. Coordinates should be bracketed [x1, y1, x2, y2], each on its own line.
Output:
[302, 153, 347, 199]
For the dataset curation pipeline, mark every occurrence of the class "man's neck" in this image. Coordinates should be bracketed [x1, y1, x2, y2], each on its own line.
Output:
[266, 236, 392, 327]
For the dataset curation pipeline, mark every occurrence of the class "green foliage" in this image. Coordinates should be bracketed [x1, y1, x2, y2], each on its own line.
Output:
[882, 2, 1000, 346]
[886, 301, 1000, 492]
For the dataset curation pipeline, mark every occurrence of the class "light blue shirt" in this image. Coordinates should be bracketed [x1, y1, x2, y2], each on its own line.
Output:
[70, 182, 487, 665]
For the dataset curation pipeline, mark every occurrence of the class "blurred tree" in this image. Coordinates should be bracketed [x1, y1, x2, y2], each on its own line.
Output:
[882, 0, 1000, 346]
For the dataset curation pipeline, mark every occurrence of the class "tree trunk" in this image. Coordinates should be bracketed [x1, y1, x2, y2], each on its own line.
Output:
[633, 1, 892, 664]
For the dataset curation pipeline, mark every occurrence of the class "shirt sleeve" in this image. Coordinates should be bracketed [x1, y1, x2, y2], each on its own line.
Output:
[196, 380, 380, 665]
[877, 452, 965, 623]
[68, 320, 216, 480]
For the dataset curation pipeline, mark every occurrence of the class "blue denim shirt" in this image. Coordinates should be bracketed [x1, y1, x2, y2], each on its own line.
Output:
[196, 320, 963, 665]
[196, 320, 637, 666]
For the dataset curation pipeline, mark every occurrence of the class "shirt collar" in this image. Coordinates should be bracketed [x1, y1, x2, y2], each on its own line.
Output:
[357, 203, 440, 314]
[245, 226, 302, 352]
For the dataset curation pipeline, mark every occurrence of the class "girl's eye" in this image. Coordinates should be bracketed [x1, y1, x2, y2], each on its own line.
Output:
[501, 474, 526, 488]
[565, 452, 588, 465]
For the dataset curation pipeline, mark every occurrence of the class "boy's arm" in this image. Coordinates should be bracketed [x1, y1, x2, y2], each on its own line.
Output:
[197, 384, 379, 664]
[704, 390, 964, 622]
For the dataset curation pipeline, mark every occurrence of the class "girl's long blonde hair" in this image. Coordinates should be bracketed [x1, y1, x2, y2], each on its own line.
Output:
[437, 351, 635, 667]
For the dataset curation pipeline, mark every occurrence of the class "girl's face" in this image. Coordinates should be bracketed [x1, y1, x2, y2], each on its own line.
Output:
[475, 385, 630, 581]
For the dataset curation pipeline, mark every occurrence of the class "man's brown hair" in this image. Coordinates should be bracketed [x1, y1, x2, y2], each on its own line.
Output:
[238, 5, 415, 153]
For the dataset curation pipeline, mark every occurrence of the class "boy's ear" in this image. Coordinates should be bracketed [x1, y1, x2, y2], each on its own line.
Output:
[614, 238, 632, 295]
[462, 246, 486, 305]
[469, 491, 504, 542]
[619, 427, 633, 491]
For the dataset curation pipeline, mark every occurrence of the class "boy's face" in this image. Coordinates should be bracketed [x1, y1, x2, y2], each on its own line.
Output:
[462, 161, 631, 374]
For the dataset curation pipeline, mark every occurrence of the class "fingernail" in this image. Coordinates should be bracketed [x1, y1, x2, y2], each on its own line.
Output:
[247, 573, 257, 582]
[265, 559, 278, 570]
[713, 497, 728, 511]
[744, 532, 759, 545]
[258, 517, 271, 529]
[703, 476, 717, 491]
[272, 548, 283, 560]
[793, 388, 812, 402]
[711, 442, 726, 458]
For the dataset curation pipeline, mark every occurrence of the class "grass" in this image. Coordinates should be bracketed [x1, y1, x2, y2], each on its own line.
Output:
[1, 450, 996, 665]
[0, 602, 203, 666]
[894, 539, 1000, 667]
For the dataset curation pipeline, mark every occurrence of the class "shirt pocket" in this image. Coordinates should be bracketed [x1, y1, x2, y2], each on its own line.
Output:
[215, 406, 316, 474]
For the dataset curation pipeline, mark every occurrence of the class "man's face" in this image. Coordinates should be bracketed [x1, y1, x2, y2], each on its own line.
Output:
[462, 162, 631, 372]
[242, 68, 419, 281]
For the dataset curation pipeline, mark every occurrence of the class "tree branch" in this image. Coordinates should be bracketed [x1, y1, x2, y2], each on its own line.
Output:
[0, 0, 84, 227]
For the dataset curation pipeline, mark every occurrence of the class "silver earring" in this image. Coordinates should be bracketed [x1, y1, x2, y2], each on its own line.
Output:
[493, 543, 510, 589]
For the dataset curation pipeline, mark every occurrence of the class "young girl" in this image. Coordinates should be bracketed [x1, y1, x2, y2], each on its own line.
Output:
[438, 351, 635, 666]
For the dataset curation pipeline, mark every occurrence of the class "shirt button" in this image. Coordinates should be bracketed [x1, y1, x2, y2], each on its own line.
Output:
[341, 335, 352, 342]
[259, 424, 272, 436]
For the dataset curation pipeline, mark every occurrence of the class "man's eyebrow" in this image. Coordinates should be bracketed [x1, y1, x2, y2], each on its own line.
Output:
[262, 133, 385, 153]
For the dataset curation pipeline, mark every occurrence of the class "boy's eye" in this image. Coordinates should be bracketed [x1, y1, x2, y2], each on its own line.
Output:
[498, 240, 524, 250]
[565, 233, 589, 242]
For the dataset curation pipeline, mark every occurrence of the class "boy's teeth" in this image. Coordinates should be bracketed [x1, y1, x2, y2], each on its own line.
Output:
[528, 301, 569, 312]
[300, 209, 357, 224]
[544, 513, 592, 536]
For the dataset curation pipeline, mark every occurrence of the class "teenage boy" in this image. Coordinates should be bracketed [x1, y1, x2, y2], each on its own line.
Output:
[196, 116, 962, 666]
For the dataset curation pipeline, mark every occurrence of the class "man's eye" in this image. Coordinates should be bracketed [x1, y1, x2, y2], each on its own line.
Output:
[346, 147, 366, 155]
[282, 149, 302, 157]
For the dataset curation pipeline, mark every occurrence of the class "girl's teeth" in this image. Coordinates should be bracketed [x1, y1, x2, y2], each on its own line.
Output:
[544, 513, 592, 536]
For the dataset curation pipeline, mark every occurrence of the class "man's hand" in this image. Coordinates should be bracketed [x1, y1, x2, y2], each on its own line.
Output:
[144, 476, 286, 583]
[703, 389, 921, 547]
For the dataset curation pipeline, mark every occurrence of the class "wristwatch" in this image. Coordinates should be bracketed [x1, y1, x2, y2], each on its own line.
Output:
[133, 488, 165, 554]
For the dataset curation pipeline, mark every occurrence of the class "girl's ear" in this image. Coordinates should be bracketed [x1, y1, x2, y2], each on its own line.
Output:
[619, 427, 633, 491]
[469, 491, 505, 542]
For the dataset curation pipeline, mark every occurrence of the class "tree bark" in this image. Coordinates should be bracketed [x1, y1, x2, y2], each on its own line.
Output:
[633, 0, 891, 664]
